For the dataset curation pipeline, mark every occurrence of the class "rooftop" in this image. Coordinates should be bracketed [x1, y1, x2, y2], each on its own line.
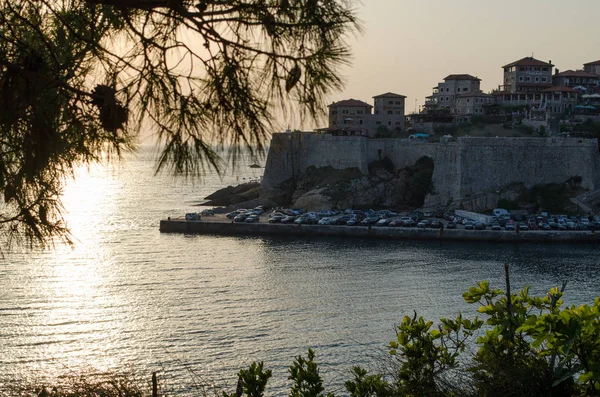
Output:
[373, 92, 406, 99]
[584, 60, 600, 66]
[443, 74, 481, 81]
[328, 99, 372, 108]
[542, 86, 579, 93]
[502, 57, 554, 68]
[554, 70, 599, 78]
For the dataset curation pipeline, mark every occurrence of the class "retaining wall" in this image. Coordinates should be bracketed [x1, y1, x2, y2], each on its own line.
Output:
[261, 133, 600, 207]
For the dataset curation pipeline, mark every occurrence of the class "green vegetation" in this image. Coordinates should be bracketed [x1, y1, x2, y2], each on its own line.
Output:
[571, 121, 600, 138]
[15, 270, 600, 397]
[496, 178, 585, 214]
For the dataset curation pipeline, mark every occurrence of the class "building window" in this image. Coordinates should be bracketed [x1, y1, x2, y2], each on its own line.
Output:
[395, 110, 402, 114]
[446, 97, 449, 101]
[525, 76, 531, 82]
[357, 110, 363, 114]
[332, 121, 337, 125]
[388, 100, 394, 104]
[542, 77, 547, 82]
[467, 99, 470, 103]
[376, 121, 381, 125]
[387, 110, 393, 115]
[395, 121, 401, 125]
[543, 67, 549, 71]
[375, 110, 379, 114]
[395, 101, 401, 104]
[342, 110, 348, 114]
[519, 76, 523, 82]
[359, 120, 363, 125]
[388, 121, 392, 126]
[331, 110, 337, 115]
[463, 88, 468, 91]
[535, 77, 539, 82]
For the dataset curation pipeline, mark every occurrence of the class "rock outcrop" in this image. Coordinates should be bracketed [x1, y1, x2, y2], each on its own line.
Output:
[262, 156, 435, 211]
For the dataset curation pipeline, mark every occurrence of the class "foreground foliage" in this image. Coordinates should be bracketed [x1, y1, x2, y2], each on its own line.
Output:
[0, 0, 359, 249]
[9, 274, 600, 397]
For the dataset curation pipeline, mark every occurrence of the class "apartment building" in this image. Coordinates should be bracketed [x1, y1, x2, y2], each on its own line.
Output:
[428, 74, 481, 112]
[501, 57, 553, 94]
[454, 91, 494, 116]
[371, 92, 406, 130]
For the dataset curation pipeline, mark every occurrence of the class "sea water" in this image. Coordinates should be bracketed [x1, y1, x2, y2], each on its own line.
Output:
[1, 145, 599, 395]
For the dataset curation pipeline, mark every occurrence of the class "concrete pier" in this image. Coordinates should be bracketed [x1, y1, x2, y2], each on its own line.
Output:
[159, 219, 600, 244]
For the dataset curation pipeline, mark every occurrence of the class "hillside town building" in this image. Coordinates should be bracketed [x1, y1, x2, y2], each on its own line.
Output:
[323, 92, 406, 137]
[417, 56, 600, 129]
[553, 70, 600, 94]
[319, 55, 600, 137]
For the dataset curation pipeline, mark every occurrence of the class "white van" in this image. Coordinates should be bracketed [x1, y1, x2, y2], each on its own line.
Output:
[493, 208, 510, 218]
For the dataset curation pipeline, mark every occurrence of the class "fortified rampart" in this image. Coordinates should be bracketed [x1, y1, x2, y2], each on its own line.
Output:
[261, 133, 600, 208]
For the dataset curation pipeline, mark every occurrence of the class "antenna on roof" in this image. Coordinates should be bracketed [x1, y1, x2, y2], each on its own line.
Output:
[531, 52, 534, 58]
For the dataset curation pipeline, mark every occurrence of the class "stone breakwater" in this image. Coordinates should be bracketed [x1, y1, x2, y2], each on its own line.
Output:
[260, 133, 600, 209]
[159, 220, 600, 244]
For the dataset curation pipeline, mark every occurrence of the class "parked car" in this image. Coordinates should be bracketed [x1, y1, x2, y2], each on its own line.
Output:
[518, 222, 528, 231]
[474, 222, 486, 230]
[376, 218, 394, 227]
[268, 214, 285, 223]
[361, 216, 380, 226]
[491, 223, 502, 231]
[540, 223, 552, 231]
[201, 209, 215, 216]
[185, 212, 201, 221]
[295, 216, 315, 225]
[280, 215, 297, 224]
[417, 220, 432, 228]
[234, 214, 248, 222]
[464, 221, 475, 230]
[447, 222, 457, 229]
[566, 222, 578, 230]
[245, 214, 260, 223]
[333, 215, 354, 225]
[505, 223, 515, 231]
[389, 219, 403, 227]
[346, 217, 361, 226]
[226, 211, 241, 219]
[430, 221, 443, 228]
[318, 217, 333, 225]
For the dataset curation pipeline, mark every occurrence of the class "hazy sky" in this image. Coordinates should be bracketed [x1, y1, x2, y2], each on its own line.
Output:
[329, 0, 600, 114]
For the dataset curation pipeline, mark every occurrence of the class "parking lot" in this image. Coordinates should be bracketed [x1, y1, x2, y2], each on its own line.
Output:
[192, 207, 600, 233]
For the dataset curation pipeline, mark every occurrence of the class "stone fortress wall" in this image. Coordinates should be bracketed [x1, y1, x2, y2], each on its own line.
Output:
[261, 133, 600, 208]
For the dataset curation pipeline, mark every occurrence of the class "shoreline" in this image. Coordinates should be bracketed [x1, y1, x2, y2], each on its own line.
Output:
[159, 219, 600, 244]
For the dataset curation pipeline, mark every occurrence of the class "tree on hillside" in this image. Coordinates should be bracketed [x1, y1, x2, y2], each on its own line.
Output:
[0, 0, 359, 249]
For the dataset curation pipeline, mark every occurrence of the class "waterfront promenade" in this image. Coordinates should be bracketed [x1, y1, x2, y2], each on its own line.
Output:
[159, 218, 600, 244]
